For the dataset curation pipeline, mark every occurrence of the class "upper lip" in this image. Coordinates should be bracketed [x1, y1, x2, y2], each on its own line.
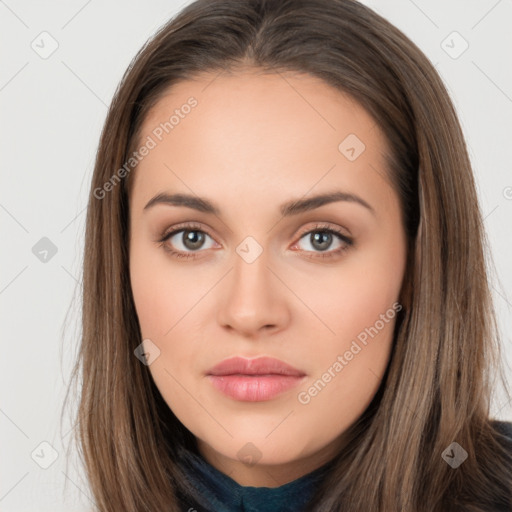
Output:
[207, 356, 306, 377]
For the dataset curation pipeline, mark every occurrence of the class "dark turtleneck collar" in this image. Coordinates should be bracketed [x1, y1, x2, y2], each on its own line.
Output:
[173, 421, 512, 511]
[175, 443, 337, 512]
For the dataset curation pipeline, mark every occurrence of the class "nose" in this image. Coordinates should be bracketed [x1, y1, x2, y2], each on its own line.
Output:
[217, 248, 291, 337]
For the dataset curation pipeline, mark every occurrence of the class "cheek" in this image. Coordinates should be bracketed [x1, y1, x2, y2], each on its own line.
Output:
[129, 240, 205, 338]
[296, 239, 405, 349]
[292, 273, 401, 443]
[129, 241, 212, 394]
[129, 247, 207, 420]
[297, 273, 398, 397]
[291, 230, 405, 404]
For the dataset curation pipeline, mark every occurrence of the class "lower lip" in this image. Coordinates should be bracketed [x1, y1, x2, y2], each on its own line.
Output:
[207, 374, 305, 401]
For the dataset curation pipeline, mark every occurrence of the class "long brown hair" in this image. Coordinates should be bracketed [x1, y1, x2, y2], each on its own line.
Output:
[63, 0, 512, 510]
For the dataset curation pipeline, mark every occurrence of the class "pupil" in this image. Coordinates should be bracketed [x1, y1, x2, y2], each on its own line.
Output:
[184, 230, 204, 250]
[312, 232, 331, 251]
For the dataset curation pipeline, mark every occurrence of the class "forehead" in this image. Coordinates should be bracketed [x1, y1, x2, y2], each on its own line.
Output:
[141, 69, 379, 143]
[131, 70, 393, 212]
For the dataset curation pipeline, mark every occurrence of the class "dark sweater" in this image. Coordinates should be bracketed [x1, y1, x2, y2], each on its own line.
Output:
[175, 444, 337, 512]
[175, 420, 512, 512]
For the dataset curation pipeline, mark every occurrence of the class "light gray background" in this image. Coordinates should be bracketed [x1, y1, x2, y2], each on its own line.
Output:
[1, 0, 511, 510]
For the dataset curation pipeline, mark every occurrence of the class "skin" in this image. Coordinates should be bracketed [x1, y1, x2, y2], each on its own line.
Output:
[128, 68, 407, 487]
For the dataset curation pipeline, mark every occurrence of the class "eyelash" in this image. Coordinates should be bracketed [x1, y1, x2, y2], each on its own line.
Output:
[157, 222, 353, 261]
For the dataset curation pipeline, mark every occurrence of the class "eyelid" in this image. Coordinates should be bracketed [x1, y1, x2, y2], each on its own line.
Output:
[294, 222, 351, 240]
[160, 221, 214, 240]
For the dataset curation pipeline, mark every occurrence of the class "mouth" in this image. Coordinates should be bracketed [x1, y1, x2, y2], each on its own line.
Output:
[206, 356, 306, 401]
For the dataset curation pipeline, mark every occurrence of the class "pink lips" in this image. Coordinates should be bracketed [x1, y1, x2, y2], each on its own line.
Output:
[206, 356, 306, 402]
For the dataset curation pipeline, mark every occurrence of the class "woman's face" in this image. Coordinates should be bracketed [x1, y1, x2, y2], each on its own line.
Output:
[129, 69, 407, 487]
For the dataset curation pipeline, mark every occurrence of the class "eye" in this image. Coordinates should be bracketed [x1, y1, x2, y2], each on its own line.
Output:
[158, 223, 217, 259]
[157, 222, 353, 261]
[292, 223, 353, 260]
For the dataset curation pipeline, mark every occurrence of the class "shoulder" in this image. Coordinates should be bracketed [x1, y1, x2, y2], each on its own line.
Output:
[490, 419, 512, 443]
[489, 419, 512, 463]
[487, 420, 512, 512]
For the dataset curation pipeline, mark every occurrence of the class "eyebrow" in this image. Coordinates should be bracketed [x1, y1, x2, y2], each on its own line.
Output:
[143, 190, 375, 217]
